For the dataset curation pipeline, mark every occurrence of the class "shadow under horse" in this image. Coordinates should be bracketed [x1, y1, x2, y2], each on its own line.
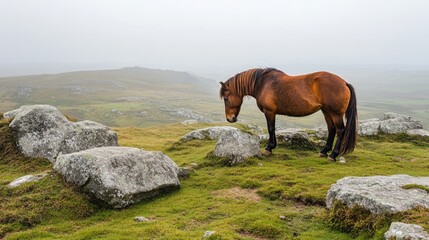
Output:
[219, 68, 357, 161]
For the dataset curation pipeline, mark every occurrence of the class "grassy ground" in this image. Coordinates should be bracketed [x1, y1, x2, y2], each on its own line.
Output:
[1, 115, 429, 239]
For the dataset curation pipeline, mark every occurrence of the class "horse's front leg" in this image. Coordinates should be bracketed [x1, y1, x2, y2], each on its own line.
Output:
[264, 112, 277, 156]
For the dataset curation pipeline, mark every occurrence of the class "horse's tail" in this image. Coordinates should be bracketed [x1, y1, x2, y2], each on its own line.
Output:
[340, 83, 358, 155]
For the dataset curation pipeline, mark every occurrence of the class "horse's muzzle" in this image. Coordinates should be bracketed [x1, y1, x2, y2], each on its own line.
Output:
[227, 116, 237, 123]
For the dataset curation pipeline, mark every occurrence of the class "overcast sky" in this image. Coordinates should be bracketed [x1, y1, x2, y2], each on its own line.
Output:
[1, 0, 428, 76]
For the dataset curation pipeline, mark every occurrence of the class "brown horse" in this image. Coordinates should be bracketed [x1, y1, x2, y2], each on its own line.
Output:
[220, 68, 357, 161]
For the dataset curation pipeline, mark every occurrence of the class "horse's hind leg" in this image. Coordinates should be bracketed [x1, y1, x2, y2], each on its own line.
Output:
[329, 114, 345, 161]
[319, 110, 336, 157]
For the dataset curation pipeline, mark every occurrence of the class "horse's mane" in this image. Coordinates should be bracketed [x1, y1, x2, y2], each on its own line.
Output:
[220, 68, 283, 98]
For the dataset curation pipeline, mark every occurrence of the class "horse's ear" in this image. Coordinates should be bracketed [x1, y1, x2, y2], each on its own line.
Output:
[220, 81, 227, 89]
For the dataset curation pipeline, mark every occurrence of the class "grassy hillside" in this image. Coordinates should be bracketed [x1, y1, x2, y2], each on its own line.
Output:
[0, 67, 221, 127]
[1, 67, 428, 129]
[1, 113, 429, 239]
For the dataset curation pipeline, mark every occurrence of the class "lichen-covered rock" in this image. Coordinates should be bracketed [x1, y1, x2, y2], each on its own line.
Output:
[54, 147, 180, 208]
[7, 105, 71, 162]
[60, 120, 118, 155]
[181, 126, 239, 141]
[407, 129, 429, 137]
[359, 113, 423, 136]
[384, 222, 429, 240]
[326, 175, 429, 214]
[276, 128, 314, 148]
[5, 105, 118, 163]
[8, 173, 48, 188]
[3, 108, 24, 119]
[259, 128, 316, 150]
[310, 127, 328, 139]
[213, 130, 260, 165]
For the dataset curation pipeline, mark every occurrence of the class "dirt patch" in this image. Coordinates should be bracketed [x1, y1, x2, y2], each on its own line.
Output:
[237, 230, 269, 240]
[212, 187, 261, 202]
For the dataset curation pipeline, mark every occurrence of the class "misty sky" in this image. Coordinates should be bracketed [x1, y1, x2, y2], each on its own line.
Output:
[1, 0, 429, 76]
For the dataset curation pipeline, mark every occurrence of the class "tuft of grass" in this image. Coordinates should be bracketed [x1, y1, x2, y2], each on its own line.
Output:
[326, 201, 393, 238]
[399, 207, 429, 231]
[364, 133, 429, 147]
[402, 184, 429, 193]
[64, 114, 78, 122]
[326, 200, 429, 239]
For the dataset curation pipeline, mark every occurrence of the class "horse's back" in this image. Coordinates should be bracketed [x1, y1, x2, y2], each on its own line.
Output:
[310, 71, 350, 114]
[270, 73, 324, 116]
[274, 71, 350, 116]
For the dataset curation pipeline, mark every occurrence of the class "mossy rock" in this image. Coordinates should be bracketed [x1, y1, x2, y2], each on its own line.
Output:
[326, 200, 394, 237]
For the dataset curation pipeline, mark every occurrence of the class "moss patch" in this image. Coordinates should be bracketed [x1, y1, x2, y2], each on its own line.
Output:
[326, 201, 394, 238]
[402, 184, 429, 193]
[326, 200, 429, 239]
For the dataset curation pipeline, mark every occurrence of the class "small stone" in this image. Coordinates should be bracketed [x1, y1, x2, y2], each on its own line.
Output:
[203, 231, 216, 238]
[190, 163, 199, 168]
[384, 222, 429, 240]
[258, 162, 263, 167]
[181, 120, 198, 125]
[8, 174, 48, 188]
[279, 215, 287, 221]
[178, 167, 191, 179]
[339, 157, 346, 163]
[134, 216, 149, 222]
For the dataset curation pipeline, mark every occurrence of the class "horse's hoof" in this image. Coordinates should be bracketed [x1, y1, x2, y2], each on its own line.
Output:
[262, 150, 272, 156]
[319, 152, 328, 158]
[328, 157, 336, 162]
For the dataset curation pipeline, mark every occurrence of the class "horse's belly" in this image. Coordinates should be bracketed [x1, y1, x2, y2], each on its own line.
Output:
[278, 100, 321, 117]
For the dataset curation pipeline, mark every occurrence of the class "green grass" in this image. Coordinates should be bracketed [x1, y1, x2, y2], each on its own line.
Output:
[402, 184, 429, 193]
[1, 118, 429, 239]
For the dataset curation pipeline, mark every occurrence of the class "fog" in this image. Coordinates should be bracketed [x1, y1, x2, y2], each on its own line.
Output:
[1, 0, 428, 77]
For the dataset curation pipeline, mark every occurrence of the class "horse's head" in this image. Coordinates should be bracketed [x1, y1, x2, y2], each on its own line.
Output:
[220, 81, 243, 123]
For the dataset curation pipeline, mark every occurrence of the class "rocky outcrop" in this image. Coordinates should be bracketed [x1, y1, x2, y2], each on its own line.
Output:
[160, 106, 214, 123]
[54, 147, 180, 208]
[213, 130, 260, 165]
[407, 129, 429, 137]
[60, 120, 118, 155]
[359, 112, 424, 136]
[259, 128, 316, 149]
[309, 127, 328, 139]
[326, 175, 429, 214]
[384, 222, 429, 240]
[181, 126, 239, 141]
[276, 128, 316, 149]
[8, 173, 48, 188]
[4, 105, 118, 163]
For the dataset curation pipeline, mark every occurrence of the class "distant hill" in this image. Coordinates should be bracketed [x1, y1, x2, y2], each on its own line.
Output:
[1, 67, 428, 128]
[0, 67, 222, 127]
